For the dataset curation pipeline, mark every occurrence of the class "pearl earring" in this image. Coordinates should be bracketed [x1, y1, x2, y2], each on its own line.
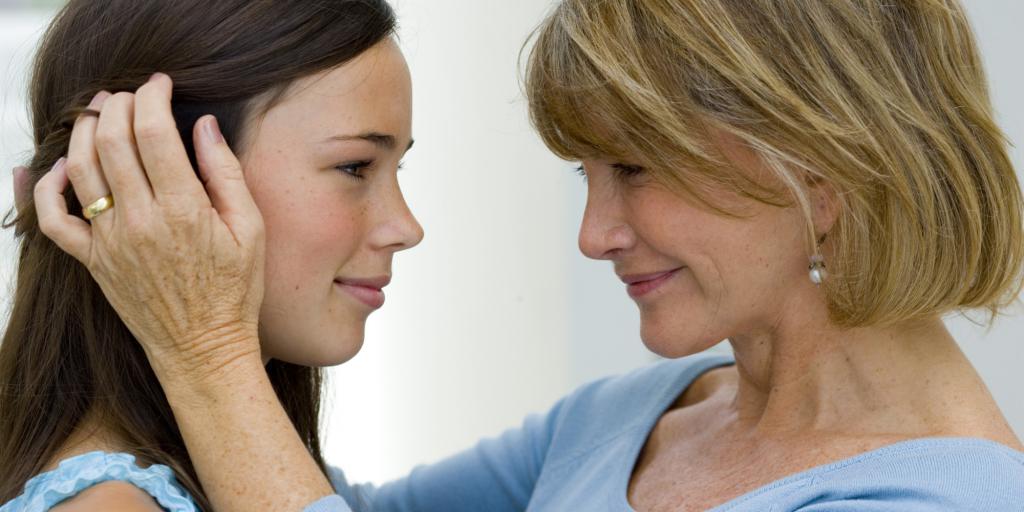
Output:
[809, 233, 828, 285]
[809, 254, 827, 285]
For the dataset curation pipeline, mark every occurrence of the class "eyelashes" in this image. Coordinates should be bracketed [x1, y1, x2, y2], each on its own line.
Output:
[611, 163, 645, 178]
[335, 160, 407, 180]
[572, 163, 646, 183]
[336, 160, 372, 180]
[574, 164, 588, 182]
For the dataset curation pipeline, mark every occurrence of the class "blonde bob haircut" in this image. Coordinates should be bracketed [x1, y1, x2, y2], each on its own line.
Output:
[525, 0, 1024, 327]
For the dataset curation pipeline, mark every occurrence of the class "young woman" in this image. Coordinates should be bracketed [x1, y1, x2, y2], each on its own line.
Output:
[22, 0, 1024, 511]
[0, 1, 420, 510]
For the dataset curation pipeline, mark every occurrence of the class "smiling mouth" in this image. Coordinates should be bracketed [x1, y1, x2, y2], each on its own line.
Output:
[620, 268, 683, 299]
[334, 277, 390, 309]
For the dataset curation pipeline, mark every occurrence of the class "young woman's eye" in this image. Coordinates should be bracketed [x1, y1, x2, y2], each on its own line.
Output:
[335, 160, 372, 179]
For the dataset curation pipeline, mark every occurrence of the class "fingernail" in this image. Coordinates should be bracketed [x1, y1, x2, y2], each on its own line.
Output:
[88, 91, 110, 110]
[204, 116, 224, 144]
[148, 72, 164, 83]
[53, 157, 67, 172]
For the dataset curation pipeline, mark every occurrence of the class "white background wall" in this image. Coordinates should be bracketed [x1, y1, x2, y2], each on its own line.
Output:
[1, 1, 1021, 486]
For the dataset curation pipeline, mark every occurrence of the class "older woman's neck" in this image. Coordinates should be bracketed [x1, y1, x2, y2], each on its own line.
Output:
[724, 308, 989, 440]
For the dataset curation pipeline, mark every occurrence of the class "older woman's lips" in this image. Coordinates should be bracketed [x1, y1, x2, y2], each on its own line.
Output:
[621, 268, 682, 299]
[334, 277, 389, 309]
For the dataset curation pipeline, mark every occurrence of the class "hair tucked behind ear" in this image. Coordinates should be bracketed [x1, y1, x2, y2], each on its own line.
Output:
[0, 0, 397, 507]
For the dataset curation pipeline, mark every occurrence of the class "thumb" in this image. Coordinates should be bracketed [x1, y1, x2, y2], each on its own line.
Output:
[193, 115, 263, 242]
[12, 165, 30, 212]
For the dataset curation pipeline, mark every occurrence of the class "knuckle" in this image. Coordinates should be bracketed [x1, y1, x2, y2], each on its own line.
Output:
[213, 161, 243, 178]
[36, 213, 62, 240]
[161, 202, 199, 223]
[109, 91, 135, 106]
[102, 92, 134, 116]
[93, 128, 120, 151]
[238, 221, 264, 246]
[134, 121, 165, 142]
[122, 216, 151, 243]
[137, 74, 171, 95]
[136, 79, 157, 96]
[33, 175, 49, 196]
[63, 159, 89, 182]
[36, 213, 53, 235]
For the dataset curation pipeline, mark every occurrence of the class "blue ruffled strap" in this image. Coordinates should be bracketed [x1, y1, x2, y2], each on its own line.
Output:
[0, 451, 198, 511]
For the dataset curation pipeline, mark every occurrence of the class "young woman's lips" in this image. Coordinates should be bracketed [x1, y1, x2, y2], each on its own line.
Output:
[622, 268, 682, 299]
[334, 277, 388, 309]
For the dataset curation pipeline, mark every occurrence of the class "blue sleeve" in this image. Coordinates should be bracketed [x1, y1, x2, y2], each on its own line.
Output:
[309, 398, 565, 512]
[304, 495, 353, 512]
[770, 446, 1024, 512]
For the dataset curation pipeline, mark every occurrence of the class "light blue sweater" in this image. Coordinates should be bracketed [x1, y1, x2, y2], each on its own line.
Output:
[309, 352, 1024, 511]
[6, 353, 1023, 511]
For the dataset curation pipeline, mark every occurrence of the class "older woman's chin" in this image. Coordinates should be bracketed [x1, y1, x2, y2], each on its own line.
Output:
[638, 316, 724, 359]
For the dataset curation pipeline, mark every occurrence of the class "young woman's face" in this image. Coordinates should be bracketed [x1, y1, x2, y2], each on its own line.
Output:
[577, 130, 823, 357]
[239, 40, 422, 367]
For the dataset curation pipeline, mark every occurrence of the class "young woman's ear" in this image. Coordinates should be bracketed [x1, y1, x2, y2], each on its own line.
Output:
[12, 166, 30, 212]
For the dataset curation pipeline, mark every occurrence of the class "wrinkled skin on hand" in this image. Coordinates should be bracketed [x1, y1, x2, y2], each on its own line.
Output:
[32, 74, 266, 378]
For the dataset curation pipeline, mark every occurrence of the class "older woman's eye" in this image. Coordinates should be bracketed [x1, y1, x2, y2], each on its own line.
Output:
[335, 160, 372, 180]
[612, 163, 645, 181]
[573, 164, 588, 182]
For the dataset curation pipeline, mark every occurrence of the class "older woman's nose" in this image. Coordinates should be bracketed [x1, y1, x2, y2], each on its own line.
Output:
[578, 195, 636, 261]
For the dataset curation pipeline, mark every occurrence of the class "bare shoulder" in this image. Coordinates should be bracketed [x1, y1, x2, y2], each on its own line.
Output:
[934, 387, 1024, 452]
[957, 423, 1024, 452]
[50, 481, 165, 512]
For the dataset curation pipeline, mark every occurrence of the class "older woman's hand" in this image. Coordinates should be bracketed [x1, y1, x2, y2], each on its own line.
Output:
[32, 75, 336, 510]
[33, 73, 266, 381]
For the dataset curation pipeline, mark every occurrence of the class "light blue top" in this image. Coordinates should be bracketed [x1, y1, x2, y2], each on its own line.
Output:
[307, 352, 1024, 511]
[0, 451, 197, 512]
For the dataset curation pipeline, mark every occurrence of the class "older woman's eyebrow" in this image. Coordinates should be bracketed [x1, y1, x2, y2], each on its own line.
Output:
[321, 133, 415, 152]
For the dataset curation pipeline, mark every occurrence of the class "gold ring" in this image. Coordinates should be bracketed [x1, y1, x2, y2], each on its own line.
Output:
[83, 194, 115, 220]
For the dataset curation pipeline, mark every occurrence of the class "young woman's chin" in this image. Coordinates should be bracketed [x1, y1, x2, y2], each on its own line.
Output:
[261, 329, 367, 368]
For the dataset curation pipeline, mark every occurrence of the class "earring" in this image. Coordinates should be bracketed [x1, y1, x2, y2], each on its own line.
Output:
[809, 233, 828, 285]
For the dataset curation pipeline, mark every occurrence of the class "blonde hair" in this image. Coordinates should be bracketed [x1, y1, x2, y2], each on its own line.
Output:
[525, 0, 1024, 327]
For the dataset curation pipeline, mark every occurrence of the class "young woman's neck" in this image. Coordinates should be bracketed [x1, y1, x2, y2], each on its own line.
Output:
[43, 410, 129, 472]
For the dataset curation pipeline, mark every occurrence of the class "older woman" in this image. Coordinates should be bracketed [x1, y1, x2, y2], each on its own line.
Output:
[28, 0, 1024, 511]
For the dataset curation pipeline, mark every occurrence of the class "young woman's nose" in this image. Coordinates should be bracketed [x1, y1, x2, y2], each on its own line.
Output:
[370, 181, 424, 253]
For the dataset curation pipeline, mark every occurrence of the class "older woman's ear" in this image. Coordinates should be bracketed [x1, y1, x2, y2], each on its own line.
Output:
[12, 166, 29, 212]
[809, 178, 840, 239]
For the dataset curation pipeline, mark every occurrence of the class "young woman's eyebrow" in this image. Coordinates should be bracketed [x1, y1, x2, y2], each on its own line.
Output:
[321, 133, 415, 152]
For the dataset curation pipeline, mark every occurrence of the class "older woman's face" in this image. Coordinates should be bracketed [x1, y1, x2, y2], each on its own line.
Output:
[240, 39, 422, 367]
[577, 130, 816, 357]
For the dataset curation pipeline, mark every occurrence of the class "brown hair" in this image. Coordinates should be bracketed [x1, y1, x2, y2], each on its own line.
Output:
[526, 0, 1023, 326]
[0, 0, 397, 508]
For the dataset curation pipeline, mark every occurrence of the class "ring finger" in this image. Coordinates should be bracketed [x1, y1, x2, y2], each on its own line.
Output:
[65, 91, 114, 222]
